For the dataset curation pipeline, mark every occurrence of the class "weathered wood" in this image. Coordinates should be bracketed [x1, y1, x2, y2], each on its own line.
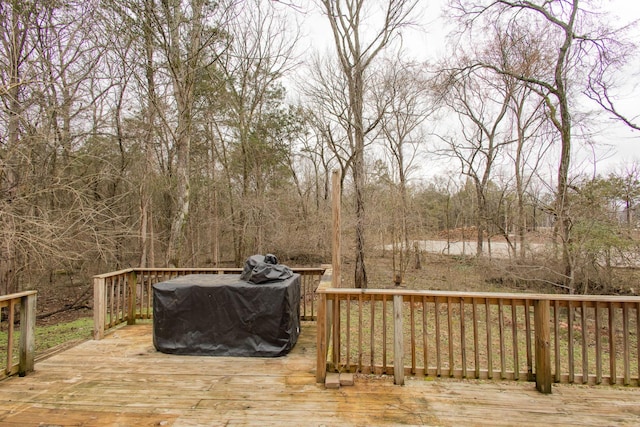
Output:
[473, 298, 479, 379]
[581, 301, 588, 384]
[325, 372, 340, 389]
[370, 294, 376, 372]
[422, 296, 429, 375]
[5, 299, 15, 376]
[127, 271, 137, 325]
[498, 299, 506, 379]
[358, 293, 363, 370]
[332, 293, 340, 368]
[525, 299, 533, 381]
[568, 301, 575, 383]
[460, 298, 467, 378]
[1, 291, 37, 380]
[316, 292, 327, 383]
[0, 290, 37, 302]
[410, 296, 416, 375]
[512, 300, 519, 381]
[486, 298, 493, 379]
[2, 323, 640, 426]
[340, 372, 354, 386]
[534, 299, 552, 394]
[609, 302, 616, 384]
[595, 302, 602, 384]
[553, 299, 560, 381]
[382, 294, 388, 371]
[447, 297, 453, 377]
[91, 270, 640, 391]
[346, 294, 351, 370]
[637, 302, 640, 387]
[623, 302, 630, 386]
[435, 297, 441, 377]
[93, 276, 106, 340]
[325, 287, 640, 390]
[18, 292, 36, 376]
[295, 288, 640, 304]
[393, 294, 404, 385]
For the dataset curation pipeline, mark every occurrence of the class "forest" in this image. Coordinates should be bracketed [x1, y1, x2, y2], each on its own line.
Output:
[1, 0, 639, 306]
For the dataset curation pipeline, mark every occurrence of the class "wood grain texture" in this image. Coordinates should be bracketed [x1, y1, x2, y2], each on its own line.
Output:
[1, 322, 640, 426]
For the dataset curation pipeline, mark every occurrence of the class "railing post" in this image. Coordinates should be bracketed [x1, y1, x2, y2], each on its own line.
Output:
[18, 292, 36, 376]
[316, 291, 328, 383]
[93, 276, 106, 340]
[393, 294, 405, 385]
[127, 270, 138, 325]
[534, 299, 552, 394]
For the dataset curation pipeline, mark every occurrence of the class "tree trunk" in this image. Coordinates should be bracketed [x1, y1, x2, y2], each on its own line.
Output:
[140, 0, 157, 268]
[163, 0, 205, 267]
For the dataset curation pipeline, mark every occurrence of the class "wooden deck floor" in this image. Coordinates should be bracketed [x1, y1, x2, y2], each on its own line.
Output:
[1, 322, 640, 426]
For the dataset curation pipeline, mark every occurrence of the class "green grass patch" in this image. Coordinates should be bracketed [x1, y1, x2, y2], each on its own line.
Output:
[35, 317, 93, 353]
[1, 317, 93, 364]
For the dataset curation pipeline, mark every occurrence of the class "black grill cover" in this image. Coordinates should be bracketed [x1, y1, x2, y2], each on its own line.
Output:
[152, 274, 300, 357]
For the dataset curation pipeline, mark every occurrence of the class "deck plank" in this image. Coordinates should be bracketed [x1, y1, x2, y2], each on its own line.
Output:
[1, 322, 640, 426]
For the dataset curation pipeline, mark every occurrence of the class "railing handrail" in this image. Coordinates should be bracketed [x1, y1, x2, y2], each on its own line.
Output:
[1, 291, 37, 379]
[316, 287, 640, 303]
[93, 267, 326, 279]
[0, 290, 37, 302]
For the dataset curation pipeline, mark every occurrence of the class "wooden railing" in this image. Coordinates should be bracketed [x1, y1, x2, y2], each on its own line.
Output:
[93, 267, 326, 339]
[316, 285, 640, 392]
[0, 291, 37, 380]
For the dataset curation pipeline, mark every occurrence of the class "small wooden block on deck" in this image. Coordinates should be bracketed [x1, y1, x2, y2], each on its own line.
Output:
[325, 373, 340, 389]
[339, 373, 354, 386]
[324, 373, 354, 389]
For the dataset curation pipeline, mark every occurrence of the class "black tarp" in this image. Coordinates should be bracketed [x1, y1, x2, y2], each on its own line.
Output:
[152, 274, 300, 357]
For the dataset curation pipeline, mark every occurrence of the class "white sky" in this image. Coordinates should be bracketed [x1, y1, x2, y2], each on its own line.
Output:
[286, 0, 640, 179]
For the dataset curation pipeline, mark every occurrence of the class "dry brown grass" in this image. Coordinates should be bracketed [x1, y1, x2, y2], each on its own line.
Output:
[338, 251, 640, 297]
[340, 253, 524, 293]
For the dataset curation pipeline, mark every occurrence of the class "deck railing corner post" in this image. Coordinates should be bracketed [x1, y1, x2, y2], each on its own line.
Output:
[93, 276, 106, 340]
[127, 270, 138, 325]
[18, 292, 36, 376]
[316, 291, 328, 383]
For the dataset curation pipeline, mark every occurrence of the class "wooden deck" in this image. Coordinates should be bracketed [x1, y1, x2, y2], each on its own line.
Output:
[1, 323, 640, 426]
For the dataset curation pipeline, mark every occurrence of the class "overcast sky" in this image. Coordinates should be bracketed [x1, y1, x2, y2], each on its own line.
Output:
[288, 0, 640, 178]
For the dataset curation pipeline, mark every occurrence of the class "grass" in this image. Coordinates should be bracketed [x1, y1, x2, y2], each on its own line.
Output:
[35, 317, 93, 353]
[1, 317, 93, 366]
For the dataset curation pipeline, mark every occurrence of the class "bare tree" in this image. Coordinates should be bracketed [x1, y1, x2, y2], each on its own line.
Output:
[449, 0, 634, 292]
[492, 23, 553, 259]
[435, 63, 513, 257]
[507, 84, 552, 259]
[0, 0, 37, 293]
[608, 161, 640, 229]
[374, 57, 433, 279]
[586, 77, 640, 132]
[318, 0, 418, 288]
[302, 54, 354, 190]
[140, 0, 160, 267]
[209, 0, 300, 264]
[146, 0, 231, 267]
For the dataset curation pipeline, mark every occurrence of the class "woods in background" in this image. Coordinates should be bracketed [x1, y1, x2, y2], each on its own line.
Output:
[0, 0, 638, 295]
